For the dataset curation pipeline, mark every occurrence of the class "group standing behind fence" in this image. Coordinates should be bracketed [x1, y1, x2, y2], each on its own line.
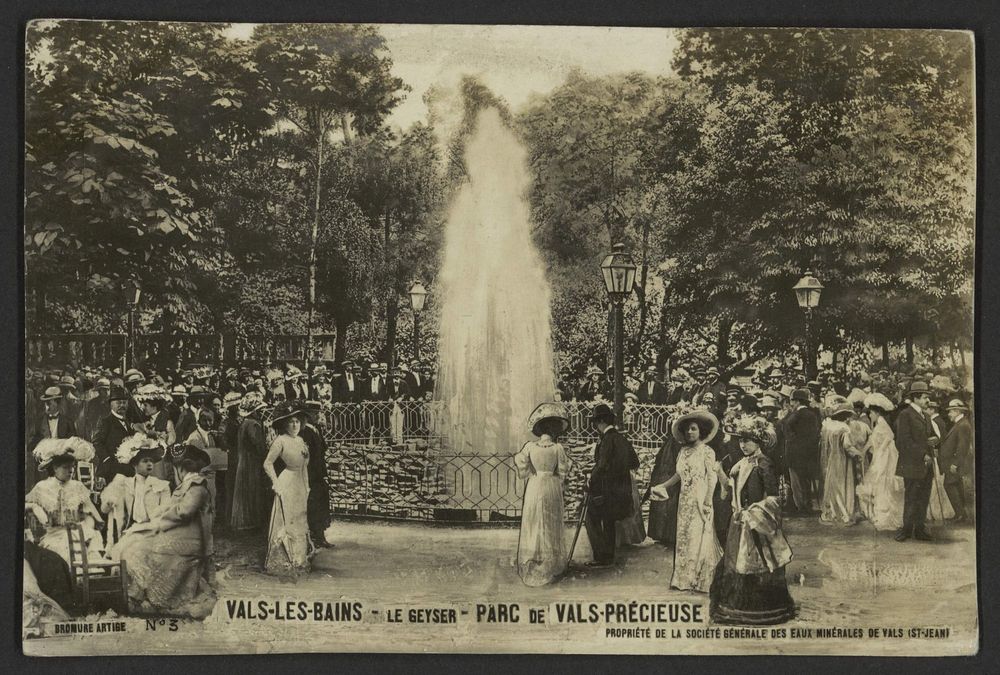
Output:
[23, 355, 974, 623]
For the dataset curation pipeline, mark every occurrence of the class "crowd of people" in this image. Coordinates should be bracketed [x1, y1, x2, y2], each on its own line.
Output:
[22, 354, 974, 626]
[514, 359, 974, 624]
[22, 359, 389, 622]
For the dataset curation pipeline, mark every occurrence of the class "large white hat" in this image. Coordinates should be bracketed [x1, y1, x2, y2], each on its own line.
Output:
[863, 392, 895, 413]
[671, 408, 719, 445]
[33, 437, 96, 470]
[527, 402, 570, 437]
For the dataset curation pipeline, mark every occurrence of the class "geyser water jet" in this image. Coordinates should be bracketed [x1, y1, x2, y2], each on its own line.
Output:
[435, 107, 556, 457]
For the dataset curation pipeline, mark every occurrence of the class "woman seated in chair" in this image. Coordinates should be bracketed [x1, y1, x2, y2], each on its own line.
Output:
[25, 438, 108, 567]
[100, 434, 171, 557]
[118, 445, 216, 619]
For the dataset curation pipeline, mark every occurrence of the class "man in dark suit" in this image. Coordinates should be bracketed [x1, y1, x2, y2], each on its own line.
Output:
[364, 363, 388, 402]
[387, 369, 411, 401]
[404, 360, 427, 400]
[783, 388, 821, 514]
[895, 380, 936, 541]
[297, 401, 332, 547]
[585, 404, 639, 567]
[92, 386, 134, 481]
[33, 386, 77, 445]
[335, 361, 362, 403]
[637, 366, 667, 405]
[27, 386, 77, 489]
[939, 399, 973, 523]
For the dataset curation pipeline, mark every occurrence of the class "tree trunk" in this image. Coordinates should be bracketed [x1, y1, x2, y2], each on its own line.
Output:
[905, 336, 914, 366]
[717, 317, 733, 366]
[383, 208, 397, 369]
[385, 298, 398, 369]
[305, 116, 325, 373]
[334, 315, 349, 364]
[655, 294, 674, 377]
[881, 340, 890, 367]
[34, 286, 46, 332]
[632, 215, 651, 363]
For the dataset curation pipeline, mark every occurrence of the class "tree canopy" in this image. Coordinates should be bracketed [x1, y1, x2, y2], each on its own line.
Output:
[25, 23, 975, 374]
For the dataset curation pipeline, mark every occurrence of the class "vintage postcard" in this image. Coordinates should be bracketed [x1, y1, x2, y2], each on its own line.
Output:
[22, 21, 977, 656]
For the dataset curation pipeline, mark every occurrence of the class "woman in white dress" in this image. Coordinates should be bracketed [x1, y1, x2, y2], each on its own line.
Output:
[820, 401, 864, 525]
[25, 438, 107, 566]
[100, 434, 171, 557]
[515, 402, 572, 586]
[856, 393, 954, 528]
[856, 393, 905, 530]
[650, 408, 724, 593]
[263, 402, 313, 575]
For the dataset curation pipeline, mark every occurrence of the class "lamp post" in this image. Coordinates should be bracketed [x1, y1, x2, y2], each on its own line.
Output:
[792, 269, 824, 381]
[124, 280, 142, 370]
[409, 280, 428, 362]
[600, 243, 637, 422]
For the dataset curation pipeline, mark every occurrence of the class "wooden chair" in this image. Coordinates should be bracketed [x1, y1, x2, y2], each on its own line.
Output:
[65, 523, 128, 613]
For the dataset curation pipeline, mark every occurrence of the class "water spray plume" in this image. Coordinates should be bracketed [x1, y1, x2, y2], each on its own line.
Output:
[435, 107, 556, 456]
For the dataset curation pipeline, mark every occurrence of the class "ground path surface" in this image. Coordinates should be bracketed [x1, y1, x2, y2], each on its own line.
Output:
[26, 516, 978, 655]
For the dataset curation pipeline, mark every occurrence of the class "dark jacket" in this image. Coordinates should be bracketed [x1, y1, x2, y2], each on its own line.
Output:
[404, 372, 428, 399]
[637, 380, 667, 405]
[938, 415, 973, 478]
[895, 404, 931, 480]
[92, 413, 133, 481]
[589, 427, 639, 520]
[783, 405, 820, 476]
[336, 373, 362, 403]
[32, 414, 75, 446]
[174, 407, 198, 447]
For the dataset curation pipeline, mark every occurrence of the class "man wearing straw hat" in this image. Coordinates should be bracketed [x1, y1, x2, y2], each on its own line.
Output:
[894, 380, 937, 541]
[939, 399, 973, 523]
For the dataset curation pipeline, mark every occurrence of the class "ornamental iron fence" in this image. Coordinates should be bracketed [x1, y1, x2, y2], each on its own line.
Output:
[316, 401, 668, 522]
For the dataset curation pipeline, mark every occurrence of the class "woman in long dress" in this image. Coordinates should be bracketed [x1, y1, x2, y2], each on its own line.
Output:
[856, 393, 905, 530]
[710, 415, 795, 625]
[263, 402, 313, 575]
[650, 408, 724, 593]
[99, 434, 171, 556]
[25, 438, 107, 567]
[231, 392, 268, 531]
[855, 393, 954, 528]
[820, 401, 864, 525]
[646, 433, 680, 545]
[515, 402, 572, 586]
[118, 444, 216, 619]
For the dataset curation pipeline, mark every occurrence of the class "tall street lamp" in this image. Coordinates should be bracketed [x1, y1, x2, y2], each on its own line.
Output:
[793, 269, 824, 381]
[124, 279, 142, 370]
[601, 243, 637, 422]
[409, 280, 428, 362]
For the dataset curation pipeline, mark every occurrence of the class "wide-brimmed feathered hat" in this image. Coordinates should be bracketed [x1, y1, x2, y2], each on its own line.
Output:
[270, 400, 302, 428]
[732, 415, 777, 449]
[671, 408, 719, 445]
[238, 391, 267, 417]
[135, 383, 171, 405]
[527, 402, 570, 437]
[116, 433, 166, 465]
[33, 437, 96, 470]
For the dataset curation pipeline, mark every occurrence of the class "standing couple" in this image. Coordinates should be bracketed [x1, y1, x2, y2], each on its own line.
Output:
[514, 402, 638, 586]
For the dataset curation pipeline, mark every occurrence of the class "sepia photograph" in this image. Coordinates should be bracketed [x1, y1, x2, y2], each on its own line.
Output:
[21, 21, 977, 656]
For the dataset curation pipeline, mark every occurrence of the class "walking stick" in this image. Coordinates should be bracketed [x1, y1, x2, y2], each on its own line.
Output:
[567, 488, 589, 567]
[932, 456, 948, 526]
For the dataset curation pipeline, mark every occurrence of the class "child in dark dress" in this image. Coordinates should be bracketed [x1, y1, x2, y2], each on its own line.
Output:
[710, 416, 796, 625]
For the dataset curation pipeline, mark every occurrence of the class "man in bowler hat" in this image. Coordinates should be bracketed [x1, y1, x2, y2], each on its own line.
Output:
[585, 404, 640, 567]
[895, 380, 937, 541]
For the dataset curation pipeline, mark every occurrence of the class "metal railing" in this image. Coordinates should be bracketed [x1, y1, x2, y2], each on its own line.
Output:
[319, 401, 668, 522]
